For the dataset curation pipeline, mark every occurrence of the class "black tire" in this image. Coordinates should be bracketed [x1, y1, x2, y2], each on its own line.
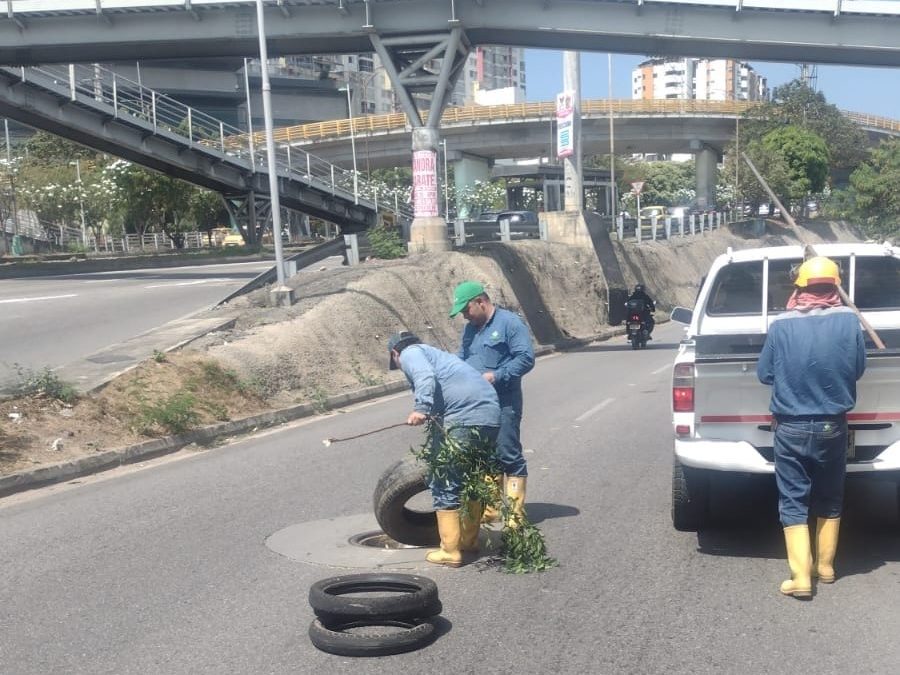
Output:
[672, 459, 710, 531]
[309, 573, 440, 622]
[631, 336, 640, 350]
[373, 457, 439, 546]
[308, 618, 436, 657]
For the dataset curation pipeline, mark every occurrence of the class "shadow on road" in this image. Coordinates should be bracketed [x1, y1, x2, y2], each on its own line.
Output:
[526, 502, 580, 524]
[694, 477, 900, 580]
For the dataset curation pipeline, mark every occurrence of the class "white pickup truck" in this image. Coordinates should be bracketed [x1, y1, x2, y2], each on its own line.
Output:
[669, 242, 900, 530]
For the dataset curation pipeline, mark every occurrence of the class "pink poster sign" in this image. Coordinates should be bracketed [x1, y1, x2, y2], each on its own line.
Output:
[412, 150, 439, 218]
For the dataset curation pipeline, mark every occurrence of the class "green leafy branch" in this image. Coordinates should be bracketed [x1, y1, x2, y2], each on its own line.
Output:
[412, 419, 557, 574]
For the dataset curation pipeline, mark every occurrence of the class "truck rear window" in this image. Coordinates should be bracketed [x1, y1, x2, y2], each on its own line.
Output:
[706, 256, 900, 316]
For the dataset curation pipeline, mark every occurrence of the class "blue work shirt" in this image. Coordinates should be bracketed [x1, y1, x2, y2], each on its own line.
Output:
[458, 307, 535, 402]
[399, 344, 500, 427]
[757, 306, 866, 417]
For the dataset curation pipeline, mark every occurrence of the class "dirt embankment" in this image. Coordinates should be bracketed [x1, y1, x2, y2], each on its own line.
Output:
[0, 219, 863, 476]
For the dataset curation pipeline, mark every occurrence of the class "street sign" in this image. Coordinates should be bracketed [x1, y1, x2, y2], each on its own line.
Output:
[631, 181, 645, 195]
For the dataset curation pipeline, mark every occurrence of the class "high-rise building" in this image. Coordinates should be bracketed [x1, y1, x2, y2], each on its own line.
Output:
[285, 46, 526, 116]
[631, 57, 768, 101]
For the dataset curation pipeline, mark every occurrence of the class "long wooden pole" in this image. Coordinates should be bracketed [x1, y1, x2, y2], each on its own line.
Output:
[741, 152, 885, 350]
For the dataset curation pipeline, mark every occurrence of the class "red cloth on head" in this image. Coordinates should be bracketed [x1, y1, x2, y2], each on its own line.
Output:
[786, 285, 843, 312]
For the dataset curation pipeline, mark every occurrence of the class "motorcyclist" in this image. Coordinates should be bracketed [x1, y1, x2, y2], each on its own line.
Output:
[626, 284, 656, 337]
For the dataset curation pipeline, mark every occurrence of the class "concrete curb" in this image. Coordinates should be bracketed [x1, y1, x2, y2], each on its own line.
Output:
[0, 252, 271, 279]
[0, 327, 633, 499]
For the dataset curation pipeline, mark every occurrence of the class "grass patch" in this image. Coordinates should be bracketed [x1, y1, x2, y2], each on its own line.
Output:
[136, 391, 200, 436]
[12, 365, 79, 404]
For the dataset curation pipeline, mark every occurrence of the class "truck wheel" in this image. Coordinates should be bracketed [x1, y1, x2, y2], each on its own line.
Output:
[672, 459, 710, 531]
[373, 458, 439, 547]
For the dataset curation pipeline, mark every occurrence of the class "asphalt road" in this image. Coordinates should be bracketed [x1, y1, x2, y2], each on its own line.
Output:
[2, 322, 900, 674]
[0, 260, 274, 390]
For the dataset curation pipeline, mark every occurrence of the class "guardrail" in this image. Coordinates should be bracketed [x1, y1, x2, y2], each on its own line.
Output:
[241, 99, 900, 147]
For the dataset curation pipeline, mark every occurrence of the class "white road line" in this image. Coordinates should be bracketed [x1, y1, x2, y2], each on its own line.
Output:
[575, 397, 615, 422]
[0, 293, 77, 305]
[144, 279, 227, 289]
[651, 364, 671, 375]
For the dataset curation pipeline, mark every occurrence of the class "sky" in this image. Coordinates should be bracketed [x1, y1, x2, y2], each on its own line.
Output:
[524, 50, 900, 119]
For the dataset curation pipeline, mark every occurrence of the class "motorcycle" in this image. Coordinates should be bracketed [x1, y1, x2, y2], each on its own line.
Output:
[625, 299, 651, 350]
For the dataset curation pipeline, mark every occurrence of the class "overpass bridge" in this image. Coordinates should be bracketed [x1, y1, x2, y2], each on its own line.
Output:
[241, 100, 900, 215]
[0, 1, 898, 68]
[0, 62, 407, 241]
[1, 0, 897, 250]
[257, 100, 900, 169]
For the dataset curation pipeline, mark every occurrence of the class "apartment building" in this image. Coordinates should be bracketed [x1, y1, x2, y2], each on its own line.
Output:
[631, 57, 768, 101]
[286, 46, 526, 115]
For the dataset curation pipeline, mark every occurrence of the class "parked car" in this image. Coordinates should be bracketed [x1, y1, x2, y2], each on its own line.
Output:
[639, 205, 667, 221]
[465, 210, 540, 241]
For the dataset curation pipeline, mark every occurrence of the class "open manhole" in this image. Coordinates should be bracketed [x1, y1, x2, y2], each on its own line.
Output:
[349, 530, 421, 550]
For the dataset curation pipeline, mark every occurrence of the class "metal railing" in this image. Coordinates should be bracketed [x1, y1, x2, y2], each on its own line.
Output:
[249, 98, 900, 146]
[6, 62, 411, 222]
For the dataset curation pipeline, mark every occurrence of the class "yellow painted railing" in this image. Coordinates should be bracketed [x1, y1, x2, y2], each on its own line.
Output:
[225, 99, 899, 149]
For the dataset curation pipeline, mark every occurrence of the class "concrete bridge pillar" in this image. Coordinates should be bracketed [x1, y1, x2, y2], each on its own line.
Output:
[694, 145, 719, 210]
[408, 127, 451, 254]
[451, 154, 492, 219]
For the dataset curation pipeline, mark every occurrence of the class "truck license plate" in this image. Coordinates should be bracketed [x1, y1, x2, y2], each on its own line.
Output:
[846, 430, 856, 460]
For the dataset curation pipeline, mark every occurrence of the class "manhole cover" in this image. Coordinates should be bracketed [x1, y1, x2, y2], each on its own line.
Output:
[349, 531, 420, 550]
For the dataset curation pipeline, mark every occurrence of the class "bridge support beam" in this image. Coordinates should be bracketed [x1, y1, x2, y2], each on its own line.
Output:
[370, 27, 470, 253]
[694, 144, 719, 210]
[451, 153, 492, 219]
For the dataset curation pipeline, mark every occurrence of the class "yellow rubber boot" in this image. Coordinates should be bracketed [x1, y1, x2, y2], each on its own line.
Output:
[505, 476, 527, 529]
[815, 517, 841, 584]
[459, 501, 484, 552]
[780, 524, 813, 599]
[481, 474, 503, 523]
[426, 510, 463, 567]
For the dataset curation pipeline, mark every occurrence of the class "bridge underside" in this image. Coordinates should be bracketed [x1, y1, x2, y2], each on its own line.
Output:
[0, 2, 897, 67]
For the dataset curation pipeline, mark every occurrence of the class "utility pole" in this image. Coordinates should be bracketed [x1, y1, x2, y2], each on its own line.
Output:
[607, 54, 617, 218]
[254, 0, 293, 306]
[562, 51, 583, 213]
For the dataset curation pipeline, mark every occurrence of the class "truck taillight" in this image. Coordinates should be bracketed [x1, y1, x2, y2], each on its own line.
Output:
[672, 362, 695, 412]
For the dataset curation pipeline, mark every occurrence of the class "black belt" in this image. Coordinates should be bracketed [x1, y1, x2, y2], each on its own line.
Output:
[774, 413, 847, 423]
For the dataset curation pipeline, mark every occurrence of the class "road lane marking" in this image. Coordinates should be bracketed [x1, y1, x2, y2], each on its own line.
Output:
[0, 293, 77, 305]
[144, 278, 227, 289]
[651, 364, 671, 375]
[575, 397, 615, 422]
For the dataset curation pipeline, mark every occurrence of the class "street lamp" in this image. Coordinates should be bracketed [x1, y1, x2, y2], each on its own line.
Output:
[253, 0, 290, 305]
[338, 84, 359, 204]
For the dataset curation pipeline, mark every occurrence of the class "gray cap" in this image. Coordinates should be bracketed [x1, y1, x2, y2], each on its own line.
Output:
[387, 331, 420, 369]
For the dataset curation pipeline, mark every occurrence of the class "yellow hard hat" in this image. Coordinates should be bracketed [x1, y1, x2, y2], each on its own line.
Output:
[795, 256, 841, 288]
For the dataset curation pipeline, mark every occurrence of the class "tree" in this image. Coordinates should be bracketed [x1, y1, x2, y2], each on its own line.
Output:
[842, 138, 900, 240]
[761, 125, 830, 199]
[742, 80, 867, 172]
[725, 137, 793, 209]
[110, 162, 196, 247]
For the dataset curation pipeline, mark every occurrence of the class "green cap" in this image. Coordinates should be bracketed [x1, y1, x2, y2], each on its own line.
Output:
[450, 280, 485, 317]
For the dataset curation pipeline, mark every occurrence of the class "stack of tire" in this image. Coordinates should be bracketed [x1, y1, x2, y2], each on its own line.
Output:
[308, 573, 442, 657]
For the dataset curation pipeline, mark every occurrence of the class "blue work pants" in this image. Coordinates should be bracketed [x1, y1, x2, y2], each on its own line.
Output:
[773, 416, 847, 527]
[497, 389, 527, 477]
